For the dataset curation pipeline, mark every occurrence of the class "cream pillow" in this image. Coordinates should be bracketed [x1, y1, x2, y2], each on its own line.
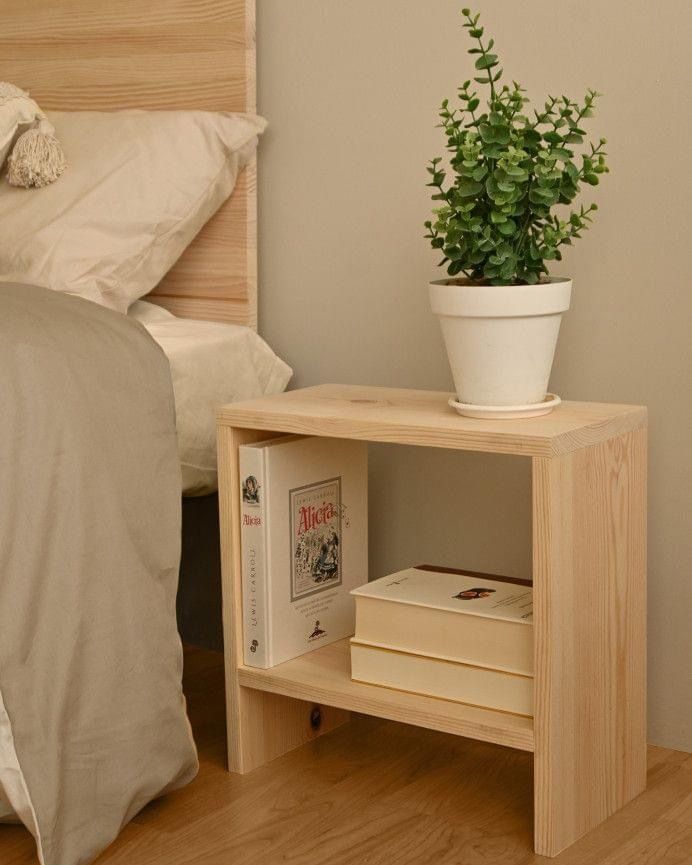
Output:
[128, 301, 293, 497]
[0, 82, 43, 165]
[0, 110, 266, 312]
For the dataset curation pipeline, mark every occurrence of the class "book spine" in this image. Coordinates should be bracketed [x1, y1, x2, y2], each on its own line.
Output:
[239, 446, 270, 668]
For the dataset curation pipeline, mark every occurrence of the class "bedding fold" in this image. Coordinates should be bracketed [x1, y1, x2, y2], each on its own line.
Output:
[0, 284, 198, 865]
[128, 301, 293, 496]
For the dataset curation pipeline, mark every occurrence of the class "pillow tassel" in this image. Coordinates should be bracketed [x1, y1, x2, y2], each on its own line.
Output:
[8, 118, 66, 189]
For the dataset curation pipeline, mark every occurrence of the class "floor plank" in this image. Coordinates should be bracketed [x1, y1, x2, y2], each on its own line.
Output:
[1, 647, 690, 865]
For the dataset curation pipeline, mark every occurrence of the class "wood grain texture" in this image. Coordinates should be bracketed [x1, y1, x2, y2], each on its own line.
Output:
[217, 384, 648, 457]
[238, 637, 535, 752]
[217, 425, 349, 773]
[532, 427, 648, 856]
[3, 649, 688, 865]
[151, 165, 258, 327]
[1, 0, 258, 327]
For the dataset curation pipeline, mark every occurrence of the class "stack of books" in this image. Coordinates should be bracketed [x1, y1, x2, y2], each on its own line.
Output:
[349, 565, 533, 716]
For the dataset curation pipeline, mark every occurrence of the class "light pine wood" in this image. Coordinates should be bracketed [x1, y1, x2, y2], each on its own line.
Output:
[217, 385, 648, 857]
[1, 0, 258, 327]
[3, 648, 688, 865]
[152, 164, 258, 328]
[238, 637, 534, 752]
[532, 428, 648, 856]
[217, 425, 349, 773]
[218, 384, 647, 457]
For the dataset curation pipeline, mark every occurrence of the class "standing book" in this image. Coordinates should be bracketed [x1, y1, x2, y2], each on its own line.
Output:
[239, 435, 367, 668]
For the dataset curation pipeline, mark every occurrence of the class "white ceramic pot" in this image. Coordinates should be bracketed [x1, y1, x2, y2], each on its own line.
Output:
[429, 277, 572, 407]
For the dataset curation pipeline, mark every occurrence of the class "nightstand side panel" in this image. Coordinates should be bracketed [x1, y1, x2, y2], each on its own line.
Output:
[532, 426, 647, 856]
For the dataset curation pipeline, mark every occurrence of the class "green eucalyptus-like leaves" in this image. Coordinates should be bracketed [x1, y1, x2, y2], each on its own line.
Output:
[425, 7, 608, 285]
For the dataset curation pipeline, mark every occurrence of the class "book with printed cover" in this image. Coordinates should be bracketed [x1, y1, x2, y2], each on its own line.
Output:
[239, 435, 367, 668]
[351, 565, 533, 675]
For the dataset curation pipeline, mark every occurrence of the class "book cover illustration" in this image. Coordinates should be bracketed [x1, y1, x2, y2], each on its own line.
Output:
[452, 584, 533, 621]
[242, 474, 260, 505]
[290, 476, 342, 602]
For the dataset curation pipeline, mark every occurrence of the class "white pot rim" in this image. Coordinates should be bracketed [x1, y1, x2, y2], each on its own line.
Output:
[429, 276, 572, 318]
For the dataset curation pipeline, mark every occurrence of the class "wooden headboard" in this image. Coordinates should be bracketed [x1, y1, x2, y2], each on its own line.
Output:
[1, 0, 258, 328]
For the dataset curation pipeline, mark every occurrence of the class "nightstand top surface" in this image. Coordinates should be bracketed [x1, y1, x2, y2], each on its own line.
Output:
[218, 384, 646, 457]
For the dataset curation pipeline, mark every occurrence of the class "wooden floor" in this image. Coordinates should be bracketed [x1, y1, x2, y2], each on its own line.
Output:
[2, 648, 691, 865]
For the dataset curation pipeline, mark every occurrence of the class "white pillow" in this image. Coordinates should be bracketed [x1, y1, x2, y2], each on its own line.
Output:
[0, 110, 266, 312]
[0, 82, 43, 166]
[129, 302, 293, 496]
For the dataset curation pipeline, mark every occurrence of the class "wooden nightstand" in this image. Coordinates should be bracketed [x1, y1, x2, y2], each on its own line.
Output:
[217, 384, 647, 857]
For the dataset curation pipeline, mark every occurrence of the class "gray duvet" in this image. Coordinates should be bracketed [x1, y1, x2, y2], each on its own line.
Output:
[0, 285, 198, 865]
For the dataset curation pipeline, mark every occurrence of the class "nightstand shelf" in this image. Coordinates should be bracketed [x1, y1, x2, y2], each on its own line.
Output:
[237, 637, 534, 752]
[217, 383, 647, 858]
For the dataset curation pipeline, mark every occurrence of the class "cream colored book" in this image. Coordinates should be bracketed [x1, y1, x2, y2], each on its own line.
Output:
[351, 566, 533, 675]
[239, 435, 367, 668]
[350, 640, 533, 716]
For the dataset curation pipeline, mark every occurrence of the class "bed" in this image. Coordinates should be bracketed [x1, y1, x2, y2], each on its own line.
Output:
[0, 2, 285, 863]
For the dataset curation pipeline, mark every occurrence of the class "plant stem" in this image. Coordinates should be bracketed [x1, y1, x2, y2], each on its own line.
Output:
[530, 95, 558, 130]
[462, 10, 496, 102]
[515, 179, 533, 258]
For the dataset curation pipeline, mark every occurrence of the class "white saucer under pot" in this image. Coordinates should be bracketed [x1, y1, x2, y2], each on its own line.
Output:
[448, 392, 562, 420]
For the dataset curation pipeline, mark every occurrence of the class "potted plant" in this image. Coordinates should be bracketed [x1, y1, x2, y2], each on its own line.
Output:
[425, 7, 608, 417]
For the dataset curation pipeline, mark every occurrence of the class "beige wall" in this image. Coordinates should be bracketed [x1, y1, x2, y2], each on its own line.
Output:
[257, 0, 692, 751]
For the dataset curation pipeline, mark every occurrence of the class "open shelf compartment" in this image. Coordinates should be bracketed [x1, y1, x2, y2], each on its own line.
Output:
[237, 637, 534, 752]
